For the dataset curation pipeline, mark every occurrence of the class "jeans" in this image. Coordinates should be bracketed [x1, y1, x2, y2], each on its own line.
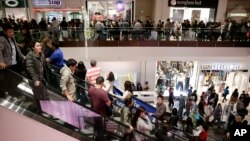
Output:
[176, 81, 183, 91]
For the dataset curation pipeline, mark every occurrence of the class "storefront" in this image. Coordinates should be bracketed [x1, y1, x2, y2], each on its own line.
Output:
[1, 0, 29, 20]
[168, 0, 219, 23]
[198, 63, 249, 97]
[31, 0, 84, 22]
[155, 61, 199, 96]
[86, 0, 134, 23]
[226, 5, 249, 23]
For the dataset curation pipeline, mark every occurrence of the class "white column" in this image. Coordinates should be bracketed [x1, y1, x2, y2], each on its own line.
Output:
[140, 61, 146, 87]
[216, 0, 228, 22]
[153, 0, 162, 24]
[28, 0, 35, 20]
[145, 61, 157, 91]
[153, 0, 170, 24]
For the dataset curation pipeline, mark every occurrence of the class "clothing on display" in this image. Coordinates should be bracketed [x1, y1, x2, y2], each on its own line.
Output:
[199, 70, 249, 95]
[156, 61, 196, 93]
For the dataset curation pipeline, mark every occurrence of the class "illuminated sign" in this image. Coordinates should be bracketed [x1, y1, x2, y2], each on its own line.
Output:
[5, 0, 18, 7]
[33, 0, 62, 7]
[201, 64, 240, 70]
[229, 13, 248, 17]
[116, 1, 124, 11]
[2, 0, 28, 8]
[168, 0, 219, 8]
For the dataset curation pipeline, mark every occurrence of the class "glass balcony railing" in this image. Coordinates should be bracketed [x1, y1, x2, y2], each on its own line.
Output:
[15, 27, 250, 47]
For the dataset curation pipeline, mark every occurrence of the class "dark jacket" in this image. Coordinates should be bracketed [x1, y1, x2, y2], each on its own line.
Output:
[0, 36, 23, 66]
[26, 51, 45, 82]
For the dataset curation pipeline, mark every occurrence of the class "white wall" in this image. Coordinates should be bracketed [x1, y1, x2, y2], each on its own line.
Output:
[61, 47, 250, 62]
[61, 47, 250, 91]
[0, 107, 80, 141]
[5, 8, 27, 20]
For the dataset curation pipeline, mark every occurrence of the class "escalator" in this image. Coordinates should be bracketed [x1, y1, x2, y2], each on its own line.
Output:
[47, 63, 219, 141]
[46, 64, 191, 141]
[0, 69, 156, 141]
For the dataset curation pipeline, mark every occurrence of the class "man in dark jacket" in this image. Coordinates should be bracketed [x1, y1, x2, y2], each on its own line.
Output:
[26, 41, 48, 112]
[0, 23, 24, 72]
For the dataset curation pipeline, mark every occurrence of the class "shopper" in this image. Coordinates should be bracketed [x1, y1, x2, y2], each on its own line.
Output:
[222, 86, 229, 103]
[86, 59, 101, 86]
[168, 108, 179, 127]
[0, 23, 24, 72]
[184, 117, 194, 135]
[178, 94, 186, 117]
[191, 90, 198, 103]
[26, 41, 48, 112]
[168, 87, 175, 110]
[120, 97, 134, 140]
[143, 81, 150, 91]
[153, 95, 167, 120]
[211, 103, 222, 128]
[45, 42, 64, 69]
[88, 76, 111, 116]
[74, 61, 87, 104]
[41, 37, 53, 58]
[88, 76, 111, 141]
[132, 106, 153, 141]
[60, 59, 77, 101]
[230, 88, 239, 104]
[136, 82, 143, 91]
[103, 71, 115, 94]
[122, 80, 133, 100]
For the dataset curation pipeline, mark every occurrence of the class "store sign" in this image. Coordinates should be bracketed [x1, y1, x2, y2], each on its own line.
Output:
[201, 64, 240, 70]
[168, 0, 219, 8]
[33, 0, 62, 8]
[229, 13, 248, 17]
[2, 0, 28, 8]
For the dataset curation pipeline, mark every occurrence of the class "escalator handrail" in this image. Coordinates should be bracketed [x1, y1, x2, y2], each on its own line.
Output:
[46, 63, 203, 140]
[0, 98, 95, 141]
[8, 67, 156, 140]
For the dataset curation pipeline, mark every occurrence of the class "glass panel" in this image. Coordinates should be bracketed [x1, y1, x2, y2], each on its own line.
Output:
[0, 69, 156, 140]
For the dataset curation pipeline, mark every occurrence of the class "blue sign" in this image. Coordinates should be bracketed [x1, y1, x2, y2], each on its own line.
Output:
[113, 86, 156, 113]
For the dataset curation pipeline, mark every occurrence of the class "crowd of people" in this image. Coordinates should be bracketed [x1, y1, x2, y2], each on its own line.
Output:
[164, 85, 250, 141]
[1, 16, 250, 43]
[1, 18, 250, 141]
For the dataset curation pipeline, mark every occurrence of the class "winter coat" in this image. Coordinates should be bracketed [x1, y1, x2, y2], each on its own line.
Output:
[26, 51, 45, 82]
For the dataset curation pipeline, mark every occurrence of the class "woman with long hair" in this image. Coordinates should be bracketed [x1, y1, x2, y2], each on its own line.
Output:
[74, 61, 87, 105]
[103, 71, 115, 94]
[230, 88, 239, 104]
[132, 106, 153, 141]
[122, 80, 133, 100]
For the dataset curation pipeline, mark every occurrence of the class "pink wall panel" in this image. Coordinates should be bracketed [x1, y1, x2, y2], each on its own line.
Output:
[0, 107, 80, 141]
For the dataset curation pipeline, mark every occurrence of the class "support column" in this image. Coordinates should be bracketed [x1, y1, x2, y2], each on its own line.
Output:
[140, 61, 146, 87]
[216, 0, 228, 22]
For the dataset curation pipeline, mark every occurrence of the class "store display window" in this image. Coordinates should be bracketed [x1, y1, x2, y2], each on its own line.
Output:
[198, 64, 249, 96]
[156, 61, 198, 96]
[87, 0, 132, 22]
